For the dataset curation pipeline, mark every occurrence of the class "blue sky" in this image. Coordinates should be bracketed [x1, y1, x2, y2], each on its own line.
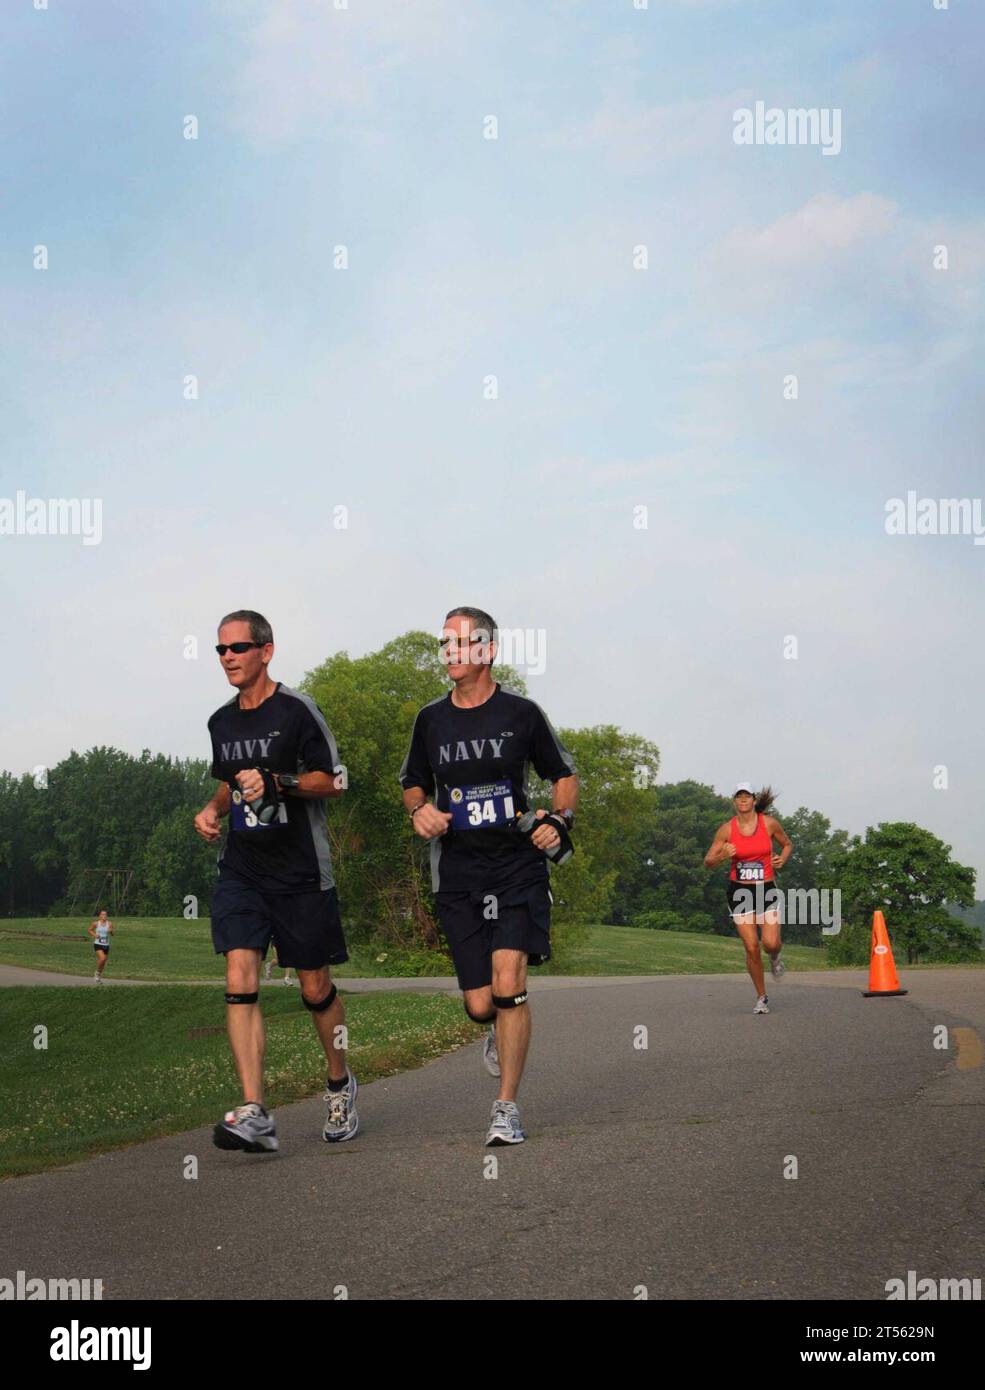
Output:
[2, 0, 983, 888]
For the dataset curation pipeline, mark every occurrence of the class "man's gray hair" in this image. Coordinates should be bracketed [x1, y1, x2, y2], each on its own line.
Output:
[445, 606, 498, 650]
[219, 610, 273, 646]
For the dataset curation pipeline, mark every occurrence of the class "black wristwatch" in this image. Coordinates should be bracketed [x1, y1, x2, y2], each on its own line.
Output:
[555, 808, 575, 831]
[277, 773, 301, 792]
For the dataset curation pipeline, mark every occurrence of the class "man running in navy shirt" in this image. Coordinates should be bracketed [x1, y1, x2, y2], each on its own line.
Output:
[194, 609, 357, 1152]
[400, 607, 578, 1145]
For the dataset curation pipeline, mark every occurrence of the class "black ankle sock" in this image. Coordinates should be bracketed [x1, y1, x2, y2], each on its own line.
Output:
[327, 1075, 347, 1092]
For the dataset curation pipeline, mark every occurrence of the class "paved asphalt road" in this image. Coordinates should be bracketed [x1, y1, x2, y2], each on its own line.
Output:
[2, 969, 983, 1300]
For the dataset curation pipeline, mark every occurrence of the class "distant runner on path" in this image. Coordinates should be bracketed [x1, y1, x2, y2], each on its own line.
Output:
[704, 782, 792, 1014]
[87, 909, 113, 982]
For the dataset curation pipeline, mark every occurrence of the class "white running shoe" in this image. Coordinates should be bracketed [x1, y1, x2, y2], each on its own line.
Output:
[486, 1099, 527, 1146]
[770, 954, 785, 980]
[753, 995, 770, 1015]
[213, 1102, 279, 1153]
[322, 1068, 359, 1142]
[482, 1025, 500, 1077]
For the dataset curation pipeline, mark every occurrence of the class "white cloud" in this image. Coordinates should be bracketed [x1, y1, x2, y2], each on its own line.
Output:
[224, 0, 471, 145]
[720, 193, 898, 266]
[540, 90, 738, 170]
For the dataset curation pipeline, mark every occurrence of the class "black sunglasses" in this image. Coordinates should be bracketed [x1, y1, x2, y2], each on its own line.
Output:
[216, 642, 264, 656]
[438, 634, 488, 648]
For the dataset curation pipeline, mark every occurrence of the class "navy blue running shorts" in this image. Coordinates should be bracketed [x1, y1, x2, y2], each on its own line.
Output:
[434, 880, 552, 991]
[210, 873, 348, 970]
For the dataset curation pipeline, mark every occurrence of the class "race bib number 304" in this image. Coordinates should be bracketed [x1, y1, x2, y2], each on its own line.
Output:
[448, 780, 515, 830]
[230, 788, 288, 831]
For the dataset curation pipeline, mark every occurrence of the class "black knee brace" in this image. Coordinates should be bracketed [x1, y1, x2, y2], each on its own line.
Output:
[302, 983, 338, 1013]
[224, 991, 258, 1005]
[493, 990, 528, 1010]
[464, 1002, 496, 1024]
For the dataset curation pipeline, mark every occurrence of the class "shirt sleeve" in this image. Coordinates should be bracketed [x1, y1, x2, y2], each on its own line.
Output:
[528, 702, 576, 783]
[398, 710, 433, 791]
[296, 701, 342, 776]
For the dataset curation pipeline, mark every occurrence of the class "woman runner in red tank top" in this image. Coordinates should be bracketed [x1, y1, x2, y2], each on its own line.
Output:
[704, 783, 792, 1014]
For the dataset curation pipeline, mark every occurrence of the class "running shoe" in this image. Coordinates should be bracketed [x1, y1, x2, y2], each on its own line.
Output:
[770, 954, 785, 980]
[284, 975, 296, 987]
[322, 1068, 359, 1143]
[213, 1102, 279, 1153]
[486, 1099, 527, 1146]
[482, 1025, 500, 1077]
[753, 995, 770, 1015]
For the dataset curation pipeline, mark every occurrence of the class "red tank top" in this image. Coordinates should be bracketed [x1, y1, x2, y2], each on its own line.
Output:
[728, 813, 774, 883]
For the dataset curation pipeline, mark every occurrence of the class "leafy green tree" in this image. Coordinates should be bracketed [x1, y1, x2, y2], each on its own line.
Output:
[140, 804, 218, 917]
[632, 908, 715, 934]
[623, 781, 735, 930]
[0, 751, 213, 916]
[831, 823, 978, 963]
[529, 724, 658, 927]
[781, 808, 851, 893]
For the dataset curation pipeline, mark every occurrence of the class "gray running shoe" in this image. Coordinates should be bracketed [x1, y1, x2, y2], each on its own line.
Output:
[322, 1068, 359, 1143]
[753, 994, 770, 1015]
[770, 954, 785, 980]
[213, 1102, 279, 1153]
[482, 1025, 500, 1077]
[486, 1099, 527, 1146]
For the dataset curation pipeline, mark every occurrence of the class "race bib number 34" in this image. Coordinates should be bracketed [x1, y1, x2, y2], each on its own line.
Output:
[230, 788, 287, 831]
[448, 780, 515, 830]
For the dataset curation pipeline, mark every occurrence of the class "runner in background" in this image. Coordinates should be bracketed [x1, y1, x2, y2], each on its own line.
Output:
[704, 783, 792, 1014]
[87, 909, 113, 983]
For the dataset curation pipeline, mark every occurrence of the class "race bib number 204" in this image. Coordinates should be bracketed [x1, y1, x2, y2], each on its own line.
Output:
[736, 860, 765, 882]
[448, 780, 515, 830]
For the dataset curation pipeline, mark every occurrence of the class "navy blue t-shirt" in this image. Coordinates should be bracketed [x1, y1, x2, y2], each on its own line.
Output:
[399, 684, 575, 893]
[208, 683, 342, 894]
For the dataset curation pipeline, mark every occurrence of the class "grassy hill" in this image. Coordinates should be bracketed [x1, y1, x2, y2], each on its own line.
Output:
[0, 916, 839, 979]
[0, 985, 477, 1179]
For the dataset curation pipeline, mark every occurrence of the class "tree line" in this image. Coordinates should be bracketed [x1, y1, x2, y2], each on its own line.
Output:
[1, 632, 978, 964]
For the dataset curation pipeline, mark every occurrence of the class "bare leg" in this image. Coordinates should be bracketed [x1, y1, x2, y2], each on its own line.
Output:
[734, 918, 766, 996]
[491, 948, 530, 1103]
[225, 948, 265, 1103]
[762, 911, 782, 960]
[297, 966, 347, 1082]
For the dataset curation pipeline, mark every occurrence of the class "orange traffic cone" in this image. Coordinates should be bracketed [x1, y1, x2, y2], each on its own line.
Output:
[862, 910, 908, 997]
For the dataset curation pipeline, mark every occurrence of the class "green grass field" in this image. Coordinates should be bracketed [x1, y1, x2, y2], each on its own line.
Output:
[541, 927, 829, 975]
[0, 986, 479, 1179]
[0, 916, 835, 979]
[0, 918, 453, 980]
